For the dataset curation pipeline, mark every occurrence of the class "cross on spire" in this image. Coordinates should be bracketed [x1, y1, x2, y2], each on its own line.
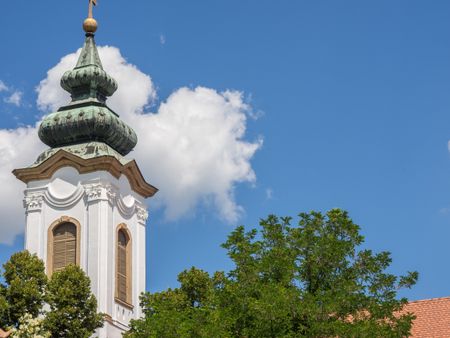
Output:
[83, 0, 99, 33]
[88, 0, 97, 19]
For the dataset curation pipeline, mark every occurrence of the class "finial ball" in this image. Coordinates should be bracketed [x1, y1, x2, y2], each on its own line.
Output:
[83, 18, 98, 33]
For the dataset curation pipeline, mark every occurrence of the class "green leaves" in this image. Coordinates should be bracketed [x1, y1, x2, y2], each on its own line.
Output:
[44, 265, 103, 338]
[127, 268, 227, 338]
[179, 268, 212, 308]
[0, 251, 47, 327]
[127, 209, 418, 337]
[0, 252, 103, 338]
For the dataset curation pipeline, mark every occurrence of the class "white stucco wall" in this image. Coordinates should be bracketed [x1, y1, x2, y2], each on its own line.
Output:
[23, 166, 149, 338]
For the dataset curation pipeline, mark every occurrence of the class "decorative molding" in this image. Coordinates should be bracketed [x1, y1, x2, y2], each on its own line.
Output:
[84, 182, 119, 205]
[23, 194, 44, 212]
[136, 206, 148, 224]
[105, 315, 130, 331]
[116, 196, 135, 217]
[106, 184, 117, 205]
[84, 183, 103, 202]
[45, 185, 85, 209]
[13, 150, 158, 198]
[115, 297, 134, 310]
[24, 185, 85, 211]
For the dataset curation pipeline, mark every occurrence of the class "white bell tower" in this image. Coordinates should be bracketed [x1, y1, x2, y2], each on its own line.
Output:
[13, 6, 157, 337]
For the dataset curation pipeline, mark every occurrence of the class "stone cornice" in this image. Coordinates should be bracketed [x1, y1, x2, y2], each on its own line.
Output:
[13, 150, 158, 198]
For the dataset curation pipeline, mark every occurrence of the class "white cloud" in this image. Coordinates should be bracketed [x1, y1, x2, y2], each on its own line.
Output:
[4, 91, 23, 106]
[36, 52, 78, 112]
[0, 45, 261, 244]
[130, 87, 262, 221]
[0, 80, 8, 92]
[0, 125, 46, 244]
[160, 34, 166, 45]
[0, 81, 24, 107]
[266, 188, 273, 200]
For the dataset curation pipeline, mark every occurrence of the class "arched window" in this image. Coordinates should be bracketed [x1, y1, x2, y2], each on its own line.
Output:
[47, 217, 81, 275]
[116, 225, 132, 305]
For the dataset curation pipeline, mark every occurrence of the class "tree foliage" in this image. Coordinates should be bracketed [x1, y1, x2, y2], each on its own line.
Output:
[0, 251, 103, 338]
[0, 251, 47, 327]
[44, 265, 104, 338]
[126, 209, 418, 338]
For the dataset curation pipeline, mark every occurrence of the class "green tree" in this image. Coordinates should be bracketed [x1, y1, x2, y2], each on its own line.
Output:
[127, 209, 418, 338]
[0, 251, 103, 338]
[0, 251, 47, 328]
[126, 268, 229, 338]
[44, 265, 104, 338]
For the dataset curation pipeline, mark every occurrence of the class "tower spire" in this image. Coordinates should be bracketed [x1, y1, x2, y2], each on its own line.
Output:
[83, 0, 98, 34]
[37, 0, 138, 157]
[13, 4, 157, 335]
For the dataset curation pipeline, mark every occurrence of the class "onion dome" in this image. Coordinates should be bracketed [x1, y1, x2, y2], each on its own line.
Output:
[61, 33, 117, 102]
[38, 31, 137, 156]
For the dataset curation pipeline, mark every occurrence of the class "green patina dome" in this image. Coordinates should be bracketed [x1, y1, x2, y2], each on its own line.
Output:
[38, 33, 137, 156]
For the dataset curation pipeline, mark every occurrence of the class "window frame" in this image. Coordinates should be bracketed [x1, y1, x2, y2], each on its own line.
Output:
[115, 223, 133, 308]
[47, 216, 81, 276]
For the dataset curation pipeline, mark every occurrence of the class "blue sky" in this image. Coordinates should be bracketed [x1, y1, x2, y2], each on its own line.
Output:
[1, 1, 450, 301]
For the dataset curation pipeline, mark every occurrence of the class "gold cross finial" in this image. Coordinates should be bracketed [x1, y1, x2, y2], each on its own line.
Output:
[88, 0, 97, 19]
[84, 0, 98, 33]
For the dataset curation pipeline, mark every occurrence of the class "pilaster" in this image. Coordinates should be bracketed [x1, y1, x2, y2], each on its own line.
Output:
[23, 193, 44, 257]
[84, 183, 113, 316]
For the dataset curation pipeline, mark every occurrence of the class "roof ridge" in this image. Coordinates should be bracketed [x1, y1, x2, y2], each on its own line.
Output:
[407, 296, 450, 304]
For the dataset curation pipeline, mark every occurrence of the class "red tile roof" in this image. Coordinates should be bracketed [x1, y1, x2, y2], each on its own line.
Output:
[403, 297, 450, 337]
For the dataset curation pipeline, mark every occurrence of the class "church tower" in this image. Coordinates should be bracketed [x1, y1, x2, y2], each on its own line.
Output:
[12, 3, 157, 337]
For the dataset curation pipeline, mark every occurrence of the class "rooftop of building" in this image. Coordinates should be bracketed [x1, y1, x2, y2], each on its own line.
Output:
[402, 296, 450, 337]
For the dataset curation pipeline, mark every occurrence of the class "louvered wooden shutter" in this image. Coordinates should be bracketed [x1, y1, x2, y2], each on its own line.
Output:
[117, 230, 128, 302]
[53, 223, 77, 272]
